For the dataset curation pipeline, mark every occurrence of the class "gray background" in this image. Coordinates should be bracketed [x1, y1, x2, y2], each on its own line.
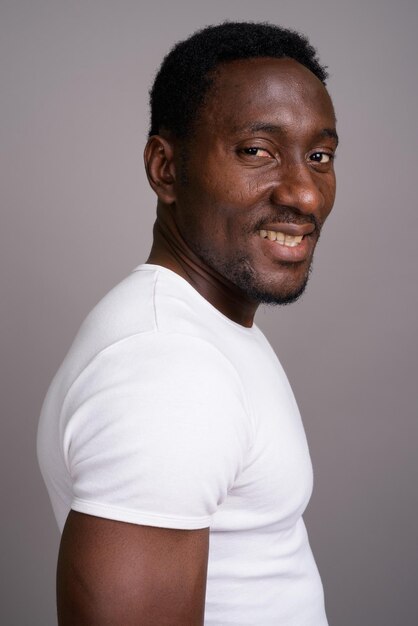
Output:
[1, 0, 417, 624]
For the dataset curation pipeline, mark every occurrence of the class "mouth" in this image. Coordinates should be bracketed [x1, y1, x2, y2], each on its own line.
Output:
[256, 226, 316, 263]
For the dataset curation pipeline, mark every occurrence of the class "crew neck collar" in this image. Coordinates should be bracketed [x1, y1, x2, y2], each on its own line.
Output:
[132, 263, 259, 334]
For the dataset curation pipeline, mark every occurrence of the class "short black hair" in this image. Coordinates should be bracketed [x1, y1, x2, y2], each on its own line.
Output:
[149, 21, 328, 138]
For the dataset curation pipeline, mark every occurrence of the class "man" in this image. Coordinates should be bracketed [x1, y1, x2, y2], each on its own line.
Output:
[38, 21, 338, 625]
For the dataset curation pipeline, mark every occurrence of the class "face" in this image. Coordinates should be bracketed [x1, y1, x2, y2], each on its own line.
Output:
[172, 57, 337, 304]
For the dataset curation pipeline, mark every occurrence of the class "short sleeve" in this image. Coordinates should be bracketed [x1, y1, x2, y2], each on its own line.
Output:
[61, 332, 252, 529]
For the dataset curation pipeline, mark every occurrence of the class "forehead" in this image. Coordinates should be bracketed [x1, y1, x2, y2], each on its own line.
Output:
[198, 57, 336, 135]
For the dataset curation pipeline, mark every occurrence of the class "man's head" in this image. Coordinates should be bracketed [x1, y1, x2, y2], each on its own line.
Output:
[145, 23, 337, 310]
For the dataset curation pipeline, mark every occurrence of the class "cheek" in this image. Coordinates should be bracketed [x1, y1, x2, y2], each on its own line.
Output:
[319, 175, 336, 220]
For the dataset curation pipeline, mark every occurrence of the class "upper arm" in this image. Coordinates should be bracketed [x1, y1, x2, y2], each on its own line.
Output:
[57, 510, 209, 626]
[65, 334, 250, 528]
[57, 336, 249, 623]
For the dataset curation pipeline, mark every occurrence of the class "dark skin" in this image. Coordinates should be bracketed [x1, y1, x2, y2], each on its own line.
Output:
[57, 512, 209, 625]
[57, 58, 337, 624]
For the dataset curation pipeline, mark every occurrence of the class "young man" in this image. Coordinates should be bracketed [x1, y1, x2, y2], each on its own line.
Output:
[38, 22, 338, 625]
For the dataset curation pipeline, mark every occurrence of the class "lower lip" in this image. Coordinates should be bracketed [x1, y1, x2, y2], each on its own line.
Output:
[258, 235, 313, 263]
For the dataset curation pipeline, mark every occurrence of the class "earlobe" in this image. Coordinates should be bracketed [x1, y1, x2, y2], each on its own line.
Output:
[144, 136, 177, 204]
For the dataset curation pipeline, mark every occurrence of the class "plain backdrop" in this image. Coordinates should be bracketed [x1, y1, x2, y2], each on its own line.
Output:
[1, 1, 418, 624]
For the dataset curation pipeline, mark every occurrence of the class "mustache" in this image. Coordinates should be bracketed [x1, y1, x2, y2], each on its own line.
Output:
[252, 206, 322, 233]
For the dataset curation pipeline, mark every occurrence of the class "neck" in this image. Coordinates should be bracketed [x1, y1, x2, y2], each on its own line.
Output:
[146, 212, 258, 328]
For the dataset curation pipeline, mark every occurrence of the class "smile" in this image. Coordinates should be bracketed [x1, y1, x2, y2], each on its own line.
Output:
[258, 229, 304, 248]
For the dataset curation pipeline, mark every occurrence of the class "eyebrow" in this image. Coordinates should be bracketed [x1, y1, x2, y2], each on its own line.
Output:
[233, 122, 339, 146]
[240, 122, 283, 134]
[320, 128, 339, 145]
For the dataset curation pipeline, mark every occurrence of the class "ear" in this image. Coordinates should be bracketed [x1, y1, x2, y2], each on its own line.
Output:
[144, 135, 177, 204]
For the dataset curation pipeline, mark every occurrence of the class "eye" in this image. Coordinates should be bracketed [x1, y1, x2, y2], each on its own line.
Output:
[309, 152, 334, 164]
[241, 147, 272, 158]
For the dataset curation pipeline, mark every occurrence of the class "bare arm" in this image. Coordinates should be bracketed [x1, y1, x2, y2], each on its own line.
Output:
[57, 510, 209, 626]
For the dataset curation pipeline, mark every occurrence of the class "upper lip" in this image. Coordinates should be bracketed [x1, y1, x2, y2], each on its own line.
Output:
[258, 223, 316, 237]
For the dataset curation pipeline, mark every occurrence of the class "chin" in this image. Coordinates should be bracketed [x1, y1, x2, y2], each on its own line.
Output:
[230, 260, 313, 306]
[245, 279, 309, 306]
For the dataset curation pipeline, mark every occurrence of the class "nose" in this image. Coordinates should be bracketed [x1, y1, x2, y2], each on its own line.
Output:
[271, 164, 325, 217]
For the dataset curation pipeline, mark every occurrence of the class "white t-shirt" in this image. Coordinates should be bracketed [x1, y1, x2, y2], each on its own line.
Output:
[37, 263, 328, 625]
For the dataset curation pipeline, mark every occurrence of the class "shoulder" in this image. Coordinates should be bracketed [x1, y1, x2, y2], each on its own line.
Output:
[64, 330, 248, 417]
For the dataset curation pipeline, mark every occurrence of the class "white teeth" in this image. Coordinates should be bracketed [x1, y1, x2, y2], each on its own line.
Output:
[284, 234, 303, 247]
[258, 230, 304, 247]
